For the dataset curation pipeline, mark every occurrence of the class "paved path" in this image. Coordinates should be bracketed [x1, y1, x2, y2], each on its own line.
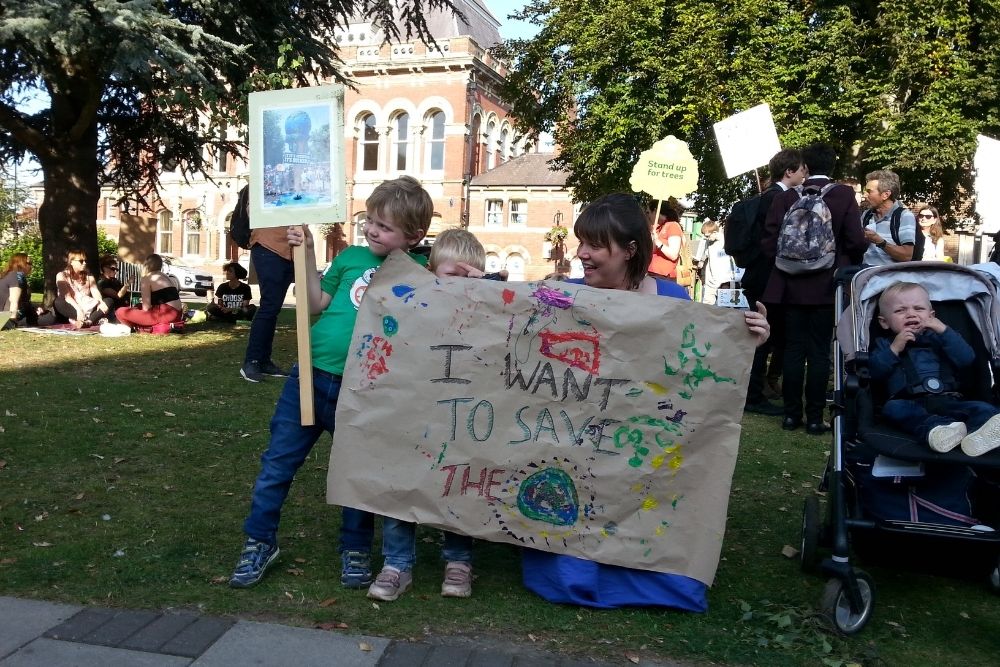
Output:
[0, 596, 691, 666]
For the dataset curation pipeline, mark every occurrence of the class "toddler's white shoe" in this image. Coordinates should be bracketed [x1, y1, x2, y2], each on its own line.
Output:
[961, 414, 1000, 457]
[927, 422, 966, 453]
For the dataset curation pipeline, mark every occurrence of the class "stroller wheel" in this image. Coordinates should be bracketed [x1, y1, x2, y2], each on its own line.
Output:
[820, 570, 875, 635]
[800, 496, 821, 573]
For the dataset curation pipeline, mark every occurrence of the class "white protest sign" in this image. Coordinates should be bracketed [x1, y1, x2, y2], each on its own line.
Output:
[713, 104, 781, 179]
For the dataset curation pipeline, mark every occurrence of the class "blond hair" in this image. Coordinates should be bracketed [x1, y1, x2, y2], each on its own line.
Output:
[429, 228, 486, 271]
[878, 281, 929, 312]
[366, 176, 434, 244]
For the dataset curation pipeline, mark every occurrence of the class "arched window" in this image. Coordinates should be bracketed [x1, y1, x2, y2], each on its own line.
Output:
[183, 209, 201, 256]
[157, 210, 173, 254]
[361, 114, 379, 171]
[468, 116, 482, 177]
[485, 121, 496, 170]
[485, 253, 502, 273]
[391, 112, 409, 171]
[426, 110, 446, 171]
[353, 211, 368, 246]
[505, 253, 526, 281]
[498, 128, 509, 165]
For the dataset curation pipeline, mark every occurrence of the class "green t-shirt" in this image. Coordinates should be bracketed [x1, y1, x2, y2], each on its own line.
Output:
[311, 246, 427, 375]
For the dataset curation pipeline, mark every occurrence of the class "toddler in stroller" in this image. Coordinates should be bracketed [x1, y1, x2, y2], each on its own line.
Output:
[801, 262, 1000, 635]
[871, 281, 1000, 456]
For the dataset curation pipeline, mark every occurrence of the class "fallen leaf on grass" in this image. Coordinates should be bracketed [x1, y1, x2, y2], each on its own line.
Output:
[294, 557, 307, 563]
[209, 576, 228, 585]
[164, 411, 175, 417]
[371, 602, 380, 610]
[315, 621, 349, 631]
[286, 567, 304, 576]
[0, 558, 17, 565]
[284, 591, 293, 600]
[90, 454, 104, 460]
[74, 493, 85, 500]
[318, 598, 338, 607]
[625, 652, 640, 664]
[0, 459, 8, 469]
[358, 642, 373, 652]
[781, 545, 800, 558]
[113, 549, 125, 557]
[33, 542, 53, 547]
[162, 485, 174, 491]
[34, 512, 48, 522]
[960, 611, 970, 619]
[528, 634, 537, 642]
[5, 409, 16, 416]
[143, 432, 155, 439]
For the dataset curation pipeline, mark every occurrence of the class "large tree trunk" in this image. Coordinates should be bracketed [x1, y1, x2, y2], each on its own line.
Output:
[37, 119, 101, 306]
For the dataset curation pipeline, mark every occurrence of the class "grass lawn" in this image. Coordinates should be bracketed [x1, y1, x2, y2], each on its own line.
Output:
[2, 311, 999, 666]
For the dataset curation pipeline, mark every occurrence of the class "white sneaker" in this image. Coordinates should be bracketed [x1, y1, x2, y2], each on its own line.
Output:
[928, 422, 966, 453]
[961, 414, 1000, 457]
[441, 561, 473, 598]
[366, 566, 412, 602]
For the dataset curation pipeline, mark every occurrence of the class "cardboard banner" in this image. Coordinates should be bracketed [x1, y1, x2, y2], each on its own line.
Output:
[328, 254, 754, 584]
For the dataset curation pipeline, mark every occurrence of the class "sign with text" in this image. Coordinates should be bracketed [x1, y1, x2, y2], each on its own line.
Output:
[327, 255, 754, 584]
[713, 104, 782, 178]
[629, 135, 699, 200]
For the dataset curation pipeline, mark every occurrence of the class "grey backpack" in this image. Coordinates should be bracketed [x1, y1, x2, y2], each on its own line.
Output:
[775, 182, 837, 275]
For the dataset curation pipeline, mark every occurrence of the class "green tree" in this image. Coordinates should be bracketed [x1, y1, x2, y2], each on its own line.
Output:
[496, 1, 1000, 220]
[0, 0, 452, 301]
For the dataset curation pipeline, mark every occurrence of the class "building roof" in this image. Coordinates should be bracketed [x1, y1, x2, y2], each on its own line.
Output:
[357, 0, 502, 50]
[470, 153, 569, 187]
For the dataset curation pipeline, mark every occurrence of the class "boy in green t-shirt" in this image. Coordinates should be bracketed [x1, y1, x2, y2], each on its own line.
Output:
[229, 176, 433, 589]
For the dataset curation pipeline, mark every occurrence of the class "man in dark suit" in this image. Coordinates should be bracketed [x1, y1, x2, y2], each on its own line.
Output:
[744, 149, 806, 415]
[761, 144, 868, 434]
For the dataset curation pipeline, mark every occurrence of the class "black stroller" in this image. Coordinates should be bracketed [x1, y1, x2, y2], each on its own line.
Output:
[801, 262, 1000, 634]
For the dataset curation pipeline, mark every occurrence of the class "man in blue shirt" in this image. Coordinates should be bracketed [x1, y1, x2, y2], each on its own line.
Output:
[862, 169, 917, 266]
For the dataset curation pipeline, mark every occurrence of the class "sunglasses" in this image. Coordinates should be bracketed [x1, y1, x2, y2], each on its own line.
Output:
[918, 213, 935, 219]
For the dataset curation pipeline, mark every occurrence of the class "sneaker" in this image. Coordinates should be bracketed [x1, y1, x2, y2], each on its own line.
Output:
[259, 360, 289, 377]
[441, 561, 473, 598]
[240, 360, 264, 383]
[962, 414, 1000, 457]
[229, 537, 280, 588]
[367, 566, 412, 601]
[340, 550, 372, 589]
[928, 422, 967, 453]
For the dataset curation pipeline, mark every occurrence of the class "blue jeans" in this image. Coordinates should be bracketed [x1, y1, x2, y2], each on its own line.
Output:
[243, 365, 373, 551]
[244, 244, 294, 365]
[381, 519, 474, 571]
[883, 396, 1000, 443]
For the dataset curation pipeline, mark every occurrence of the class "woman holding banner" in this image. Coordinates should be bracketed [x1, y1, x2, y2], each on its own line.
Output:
[522, 193, 769, 610]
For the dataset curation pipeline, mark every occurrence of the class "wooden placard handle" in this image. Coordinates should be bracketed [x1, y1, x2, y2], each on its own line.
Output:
[292, 238, 315, 426]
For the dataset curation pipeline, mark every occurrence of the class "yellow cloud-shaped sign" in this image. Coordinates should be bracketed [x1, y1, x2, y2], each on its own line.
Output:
[629, 136, 699, 200]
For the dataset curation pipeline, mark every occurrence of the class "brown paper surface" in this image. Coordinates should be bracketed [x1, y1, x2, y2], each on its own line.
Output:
[327, 253, 754, 585]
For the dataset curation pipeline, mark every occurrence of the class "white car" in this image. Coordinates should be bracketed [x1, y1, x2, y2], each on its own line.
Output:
[160, 255, 214, 297]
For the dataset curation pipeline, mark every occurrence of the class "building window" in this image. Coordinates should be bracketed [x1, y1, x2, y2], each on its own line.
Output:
[361, 114, 379, 171]
[485, 121, 496, 170]
[215, 122, 229, 172]
[392, 113, 409, 171]
[185, 227, 201, 256]
[509, 199, 527, 225]
[486, 199, 503, 227]
[427, 111, 445, 171]
[353, 212, 368, 246]
[468, 116, 481, 177]
[485, 252, 502, 273]
[506, 253, 526, 281]
[157, 210, 173, 254]
[498, 128, 508, 165]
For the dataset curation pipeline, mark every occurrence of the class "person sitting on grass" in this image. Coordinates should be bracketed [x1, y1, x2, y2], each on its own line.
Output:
[114, 254, 184, 332]
[97, 255, 130, 314]
[1, 253, 54, 329]
[365, 227, 483, 603]
[228, 176, 434, 590]
[55, 249, 114, 328]
[207, 262, 257, 323]
[870, 281, 1000, 457]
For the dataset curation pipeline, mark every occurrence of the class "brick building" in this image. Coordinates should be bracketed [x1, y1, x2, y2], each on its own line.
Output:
[73, 1, 576, 279]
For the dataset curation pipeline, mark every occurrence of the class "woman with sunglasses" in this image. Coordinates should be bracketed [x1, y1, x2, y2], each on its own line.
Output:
[55, 250, 114, 327]
[916, 205, 946, 261]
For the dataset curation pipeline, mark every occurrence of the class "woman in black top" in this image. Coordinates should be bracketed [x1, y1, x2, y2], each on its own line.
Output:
[114, 254, 184, 331]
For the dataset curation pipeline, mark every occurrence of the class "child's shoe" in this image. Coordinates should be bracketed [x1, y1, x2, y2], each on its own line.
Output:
[367, 566, 412, 601]
[440, 561, 473, 598]
[928, 422, 967, 453]
[340, 550, 372, 589]
[962, 414, 1000, 457]
[229, 537, 280, 588]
